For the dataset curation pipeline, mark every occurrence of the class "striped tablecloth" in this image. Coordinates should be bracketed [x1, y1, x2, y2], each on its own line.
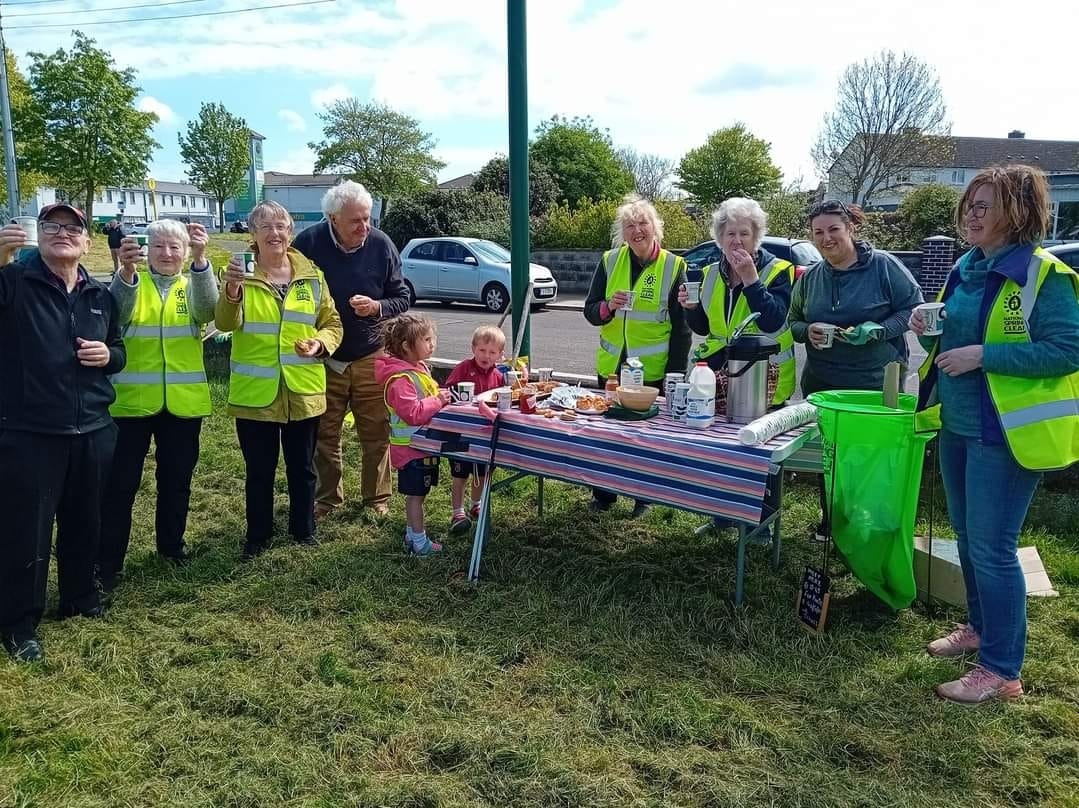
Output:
[413, 404, 816, 523]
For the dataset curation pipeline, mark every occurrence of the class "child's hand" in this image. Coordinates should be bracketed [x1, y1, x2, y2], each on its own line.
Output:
[438, 389, 453, 405]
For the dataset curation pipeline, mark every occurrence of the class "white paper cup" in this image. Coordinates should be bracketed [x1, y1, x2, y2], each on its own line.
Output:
[817, 324, 837, 349]
[13, 216, 37, 246]
[453, 382, 475, 403]
[916, 302, 946, 336]
[234, 251, 256, 276]
[684, 281, 700, 304]
[496, 389, 512, 412]
[537, 367, 553, 382]
[134, 234, 149, 260]
[622, 290, 635, 311]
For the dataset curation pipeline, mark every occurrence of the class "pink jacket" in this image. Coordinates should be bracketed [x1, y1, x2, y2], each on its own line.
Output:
[375, 354, 446, 469]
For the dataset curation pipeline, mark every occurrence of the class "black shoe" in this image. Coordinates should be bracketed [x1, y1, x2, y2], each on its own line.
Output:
[292, 534, 319, 547]
[160, 550, 190, 567]
[241, 539, 269, 560]
[57, 602, 105, 620]
[4, 635, 43, 663]
[97, 570, 123, 594]
[588, 498, 612, 512]
[629, 501, 652, 519]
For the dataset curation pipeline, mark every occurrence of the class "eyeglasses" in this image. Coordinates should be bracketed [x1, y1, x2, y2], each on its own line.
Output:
[256, 222, 291, 234]
[39, 221, 85, 236]
[964, 203, 992, 219]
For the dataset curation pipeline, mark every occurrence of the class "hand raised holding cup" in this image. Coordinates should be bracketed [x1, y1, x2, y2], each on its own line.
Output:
[911, 302, 946, 336]
[118, 236, 142, 282]
[0, 222, 29, 264]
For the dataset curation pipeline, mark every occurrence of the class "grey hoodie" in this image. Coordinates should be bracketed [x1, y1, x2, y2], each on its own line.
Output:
[788, 241, 923, 391]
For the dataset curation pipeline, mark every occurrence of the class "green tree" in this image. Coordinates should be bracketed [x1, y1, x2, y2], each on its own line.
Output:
[676, 124, 782, 208]
[178, 103, 251, 233]
[309, 100, 445, 200]
[22, 32, 158, 223]
[896, 183, 960, 245]
[0, 49, 49, 209]
[761, 183, 812, 239]
[472, 154, 560, 216]
[530, 115, 633, 207]
[379, 189, 511, 249]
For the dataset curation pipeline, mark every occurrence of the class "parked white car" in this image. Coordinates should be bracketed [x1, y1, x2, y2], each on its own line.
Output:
[400, 237, 558, 312]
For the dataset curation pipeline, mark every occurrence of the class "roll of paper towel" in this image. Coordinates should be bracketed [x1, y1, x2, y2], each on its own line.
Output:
[738, 402, 817, 445]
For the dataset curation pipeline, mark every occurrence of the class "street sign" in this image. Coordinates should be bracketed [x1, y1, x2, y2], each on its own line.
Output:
[147, 178, 156, 190]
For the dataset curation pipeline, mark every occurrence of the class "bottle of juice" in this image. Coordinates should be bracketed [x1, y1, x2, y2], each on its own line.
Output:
[605, 374, 619, 401]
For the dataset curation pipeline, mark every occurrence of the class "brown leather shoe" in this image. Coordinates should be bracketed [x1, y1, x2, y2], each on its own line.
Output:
[314, 503, 334, 521]
[370, 503, 390, 519]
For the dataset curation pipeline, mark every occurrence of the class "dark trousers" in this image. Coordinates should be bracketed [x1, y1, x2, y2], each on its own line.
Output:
[0, 425, 117, 639]
[99, 413, 203, 577]
[236, 417, 319, 545]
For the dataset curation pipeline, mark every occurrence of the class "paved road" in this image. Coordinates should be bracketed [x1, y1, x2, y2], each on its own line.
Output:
[422, 299, 927, 395]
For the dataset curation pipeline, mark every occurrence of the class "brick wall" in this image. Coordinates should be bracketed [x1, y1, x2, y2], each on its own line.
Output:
[530, 249, 604, 294]
[918, 236, 957, 296]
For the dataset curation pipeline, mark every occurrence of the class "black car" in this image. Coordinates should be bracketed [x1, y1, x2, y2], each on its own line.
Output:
[230, 220, 249, 233]
[680, 236, 823, 279]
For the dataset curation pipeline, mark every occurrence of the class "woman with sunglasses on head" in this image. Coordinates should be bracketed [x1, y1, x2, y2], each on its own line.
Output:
[913, 164, 1079, 704]
[787, 200, 923, 540]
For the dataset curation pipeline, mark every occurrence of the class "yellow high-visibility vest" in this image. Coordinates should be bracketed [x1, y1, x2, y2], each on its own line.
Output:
[110, 271, 210, 418]
[595, 244, 681, 381]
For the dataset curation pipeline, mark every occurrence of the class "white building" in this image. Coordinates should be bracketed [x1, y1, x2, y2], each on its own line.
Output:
[258, 171, 382, 232]
[825, 131, 1079, 227]
[24, 181, 217, 229]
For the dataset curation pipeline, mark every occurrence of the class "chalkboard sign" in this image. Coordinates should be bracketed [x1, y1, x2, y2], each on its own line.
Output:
[797, 566, 831, 633]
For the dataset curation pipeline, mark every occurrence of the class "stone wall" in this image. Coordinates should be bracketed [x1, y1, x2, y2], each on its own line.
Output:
[530, 249, 604, 294]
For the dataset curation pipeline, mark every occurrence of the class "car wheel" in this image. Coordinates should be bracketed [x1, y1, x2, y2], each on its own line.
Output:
[404, 281, 417, 307]
[482, 283, 509, 313]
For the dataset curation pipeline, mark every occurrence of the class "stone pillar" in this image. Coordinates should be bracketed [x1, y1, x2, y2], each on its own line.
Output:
[919, 236, 956, 296]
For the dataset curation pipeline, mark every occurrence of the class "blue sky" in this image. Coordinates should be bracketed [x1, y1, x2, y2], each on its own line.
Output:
[7, 0, 1076, 191]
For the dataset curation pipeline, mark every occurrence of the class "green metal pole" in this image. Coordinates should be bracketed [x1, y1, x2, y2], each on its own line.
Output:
[507, 0, 530, 358]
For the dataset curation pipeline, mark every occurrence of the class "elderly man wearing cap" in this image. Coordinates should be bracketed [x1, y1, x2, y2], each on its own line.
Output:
[0, 203, 126, 664]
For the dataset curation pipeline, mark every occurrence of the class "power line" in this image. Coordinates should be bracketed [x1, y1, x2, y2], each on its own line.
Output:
[6, 0, 335, 29]
[7, 0, 213, 18]
[0, 0, 80, 7]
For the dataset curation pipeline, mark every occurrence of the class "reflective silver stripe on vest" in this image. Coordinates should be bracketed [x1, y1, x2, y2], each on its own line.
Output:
[1020, 254, 1042, 327]
[282, 309, 317, 326]
[280, 354, 320, 366]
[599, 336, 666, 357]
[604, 249, 619, 274]
[116, 370, 208, 385]
[769, 347, 795, 365]
[231, 361, 278, 378]
[124, 324, 197, 338]
[243, 321, 280, 335]
[998, 398, 1079, 430]
[623, 309, 668, 323]
[309, 278, 322, 308]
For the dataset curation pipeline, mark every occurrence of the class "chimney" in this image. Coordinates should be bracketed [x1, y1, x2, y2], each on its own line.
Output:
[1007, 130, 1025, 139]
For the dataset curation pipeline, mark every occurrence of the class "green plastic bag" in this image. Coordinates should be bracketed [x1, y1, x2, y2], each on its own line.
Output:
[807, 391, 933, 610]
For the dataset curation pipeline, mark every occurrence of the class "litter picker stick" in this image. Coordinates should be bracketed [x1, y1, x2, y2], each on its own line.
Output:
[467, 413, 503, 581]
[510, 281, 534, 362]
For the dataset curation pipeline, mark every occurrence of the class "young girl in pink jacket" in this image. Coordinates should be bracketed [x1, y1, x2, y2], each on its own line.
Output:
[374, 313, 452, 555]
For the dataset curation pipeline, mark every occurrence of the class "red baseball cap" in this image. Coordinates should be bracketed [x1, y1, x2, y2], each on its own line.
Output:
[38, 203, 88, 229]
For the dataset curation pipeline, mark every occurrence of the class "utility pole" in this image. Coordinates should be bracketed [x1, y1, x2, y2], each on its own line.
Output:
[0, 9, 21, 219]
[507, 0, 530, 358]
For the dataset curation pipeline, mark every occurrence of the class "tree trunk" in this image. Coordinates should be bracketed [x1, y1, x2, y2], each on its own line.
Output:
[84, 186, 95, 234]
[218, 197, 225, 232]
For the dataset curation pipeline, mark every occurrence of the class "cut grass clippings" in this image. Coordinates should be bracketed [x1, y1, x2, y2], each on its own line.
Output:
[1, 352, 1077, 807]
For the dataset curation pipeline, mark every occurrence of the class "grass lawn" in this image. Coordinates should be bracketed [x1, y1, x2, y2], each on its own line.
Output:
[1, 347, 1077, 807]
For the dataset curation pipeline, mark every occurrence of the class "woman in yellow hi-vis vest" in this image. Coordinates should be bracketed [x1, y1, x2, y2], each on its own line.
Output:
[912, 165, 1079, 705]
[215, 202, 343, 560]
[98, 220, 217, 591]
[584, 194, 690, 517]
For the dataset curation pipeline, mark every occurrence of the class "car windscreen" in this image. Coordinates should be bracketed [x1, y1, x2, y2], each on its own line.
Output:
[471, 241, 512, 263]
[791, 242, 823, 266]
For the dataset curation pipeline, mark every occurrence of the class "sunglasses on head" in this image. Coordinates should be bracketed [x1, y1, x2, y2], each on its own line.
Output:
[807, 200, 852, 220]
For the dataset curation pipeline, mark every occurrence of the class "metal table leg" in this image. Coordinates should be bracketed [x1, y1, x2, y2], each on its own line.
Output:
[735, 526, 748, 607]
[537, 477, 545, 518]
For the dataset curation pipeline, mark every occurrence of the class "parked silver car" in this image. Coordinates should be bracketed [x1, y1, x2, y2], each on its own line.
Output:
[400, 237, 558, 312]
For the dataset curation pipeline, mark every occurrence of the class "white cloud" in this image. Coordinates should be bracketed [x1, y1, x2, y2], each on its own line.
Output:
[270, 145, 317, 176]
[137, 96, 175, 125]
[277, 108, 306, 132]
[310, 84, 352, 110]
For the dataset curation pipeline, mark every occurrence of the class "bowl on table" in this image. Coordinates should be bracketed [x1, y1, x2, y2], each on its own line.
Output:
[615, 385, 658, 412]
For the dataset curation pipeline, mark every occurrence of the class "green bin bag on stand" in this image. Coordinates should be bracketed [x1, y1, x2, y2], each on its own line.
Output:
[806, 391, 933, 610]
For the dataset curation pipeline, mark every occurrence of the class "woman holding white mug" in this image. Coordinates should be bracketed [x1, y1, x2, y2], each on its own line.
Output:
[912, 164, 1079, 704]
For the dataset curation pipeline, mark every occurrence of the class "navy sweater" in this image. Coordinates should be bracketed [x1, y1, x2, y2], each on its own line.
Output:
[291, 222, 410, 361]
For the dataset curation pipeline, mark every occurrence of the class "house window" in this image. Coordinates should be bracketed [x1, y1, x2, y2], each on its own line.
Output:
[129, 191, 136, 203]
[895, 172, 911, 184]
[190, 195, 196, 207]
[181, 196, 188, 207]
[95, 192, 103, 202]
[106, 190, 113, 202]
[952, 169, 965, 184]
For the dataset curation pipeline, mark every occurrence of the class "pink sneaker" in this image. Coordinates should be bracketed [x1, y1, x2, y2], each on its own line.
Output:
[936, 666, 1023, 705]
[927, 624, 980, 658]
[469, 502, 481, 520]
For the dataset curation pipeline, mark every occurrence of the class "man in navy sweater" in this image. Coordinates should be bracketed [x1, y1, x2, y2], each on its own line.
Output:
[291, 181, 410, 519]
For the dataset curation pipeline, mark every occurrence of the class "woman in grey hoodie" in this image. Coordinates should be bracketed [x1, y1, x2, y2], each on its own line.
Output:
[788, 201, 923, 540]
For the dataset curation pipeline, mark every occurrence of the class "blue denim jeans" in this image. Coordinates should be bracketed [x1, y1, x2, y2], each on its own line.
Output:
[938, 430, 1042, 680]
